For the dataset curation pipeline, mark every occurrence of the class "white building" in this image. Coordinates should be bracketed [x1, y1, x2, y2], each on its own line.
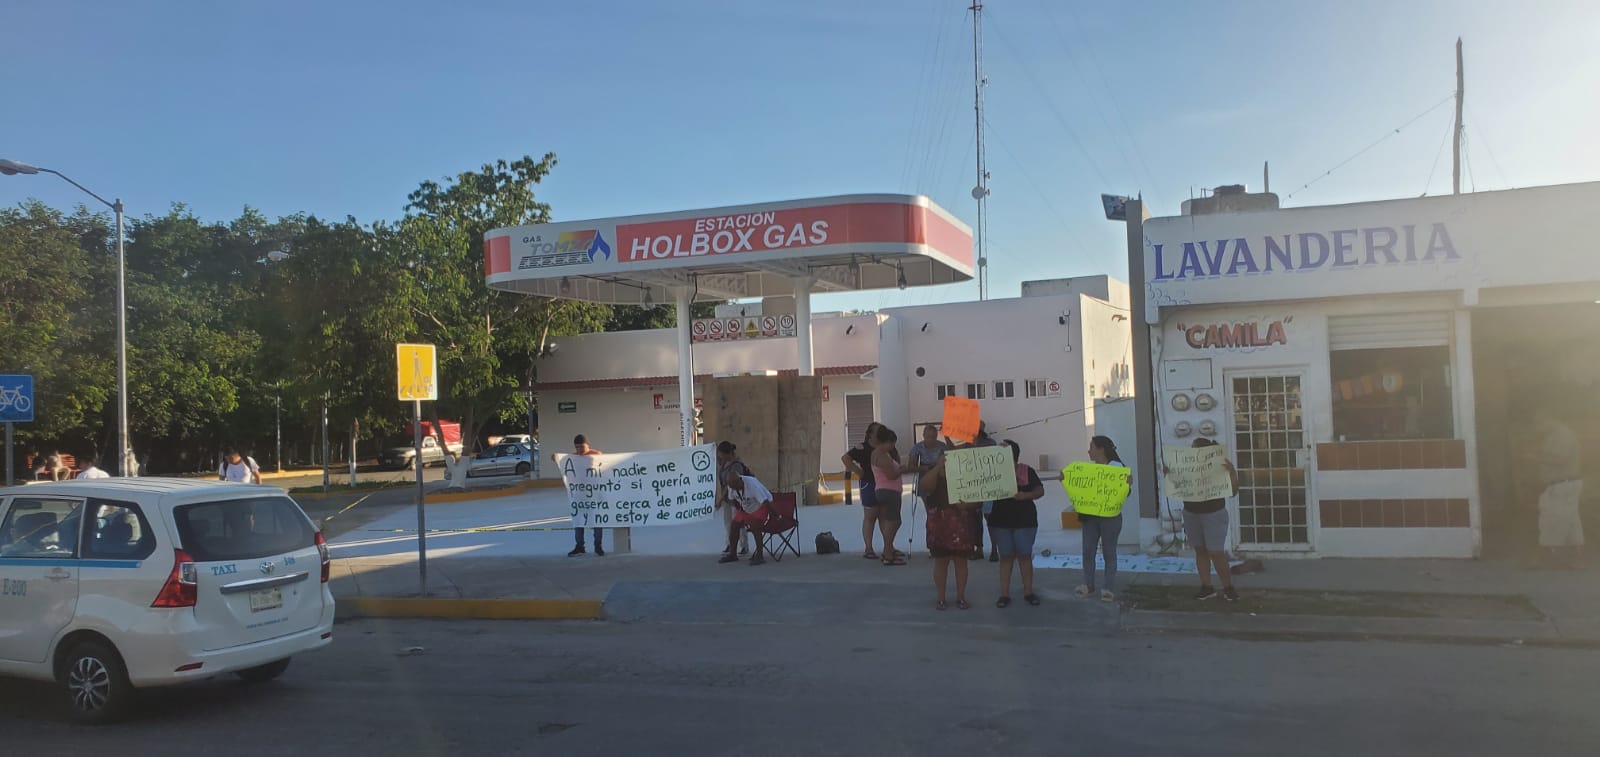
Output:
[534, 275, 1143, 542]
[1142, 181, 1600, 558]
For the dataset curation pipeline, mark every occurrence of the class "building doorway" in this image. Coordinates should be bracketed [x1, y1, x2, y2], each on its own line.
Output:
[1227, 371, 1314, 551]
[1473, 303, 1600, 558]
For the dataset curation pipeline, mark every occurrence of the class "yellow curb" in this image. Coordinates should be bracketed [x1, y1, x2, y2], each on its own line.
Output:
[339, 597, 602, 620]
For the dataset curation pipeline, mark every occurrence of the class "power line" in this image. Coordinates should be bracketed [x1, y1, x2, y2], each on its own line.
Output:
[1465, 104, 1512, 189]
[1036, 0, 1163, 204]
[982, 8, 1116, 189]
[1420, 110, 1455, 196]
[902, 6, 963, 192]
[984, 116, 1112, 272]
[1285, 92, 1456, 201]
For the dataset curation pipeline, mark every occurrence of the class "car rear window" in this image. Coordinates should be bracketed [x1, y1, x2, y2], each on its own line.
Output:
[173, 496, 315, 562]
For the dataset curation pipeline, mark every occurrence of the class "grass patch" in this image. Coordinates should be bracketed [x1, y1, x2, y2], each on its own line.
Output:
[288, 480, 396, 495]
[1122, 585, 1544, 621]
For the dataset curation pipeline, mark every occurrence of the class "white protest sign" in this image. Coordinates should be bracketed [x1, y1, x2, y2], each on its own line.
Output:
[1162, 445, 1234, 501]
[945, 445, 1018, 503]
[556, 444, 718, 527]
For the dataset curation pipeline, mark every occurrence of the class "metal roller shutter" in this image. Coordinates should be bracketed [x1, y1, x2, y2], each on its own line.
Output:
[1327, 312, 1452, 351]
[844, 394, 876, 449]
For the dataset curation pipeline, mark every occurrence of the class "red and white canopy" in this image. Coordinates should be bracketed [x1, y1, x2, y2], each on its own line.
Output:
[484, 194, 973, 304]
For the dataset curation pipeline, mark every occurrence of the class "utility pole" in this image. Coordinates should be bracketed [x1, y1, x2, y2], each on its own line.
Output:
[1452, 37, 1464, 195]
[970, 1, 990, 300]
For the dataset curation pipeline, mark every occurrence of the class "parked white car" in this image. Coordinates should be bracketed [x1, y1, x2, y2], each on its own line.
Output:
[0, 478, 334, 723]
[444, 442, 535, 479]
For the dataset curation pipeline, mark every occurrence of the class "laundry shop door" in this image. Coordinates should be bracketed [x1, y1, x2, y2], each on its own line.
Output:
[1227, 372, 1315, 551]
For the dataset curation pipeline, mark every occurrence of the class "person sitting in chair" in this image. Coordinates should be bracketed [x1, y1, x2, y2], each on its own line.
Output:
[719, 473, 775, 566]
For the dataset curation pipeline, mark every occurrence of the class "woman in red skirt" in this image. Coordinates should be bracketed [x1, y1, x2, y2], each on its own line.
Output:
[920, 452, 979, 610]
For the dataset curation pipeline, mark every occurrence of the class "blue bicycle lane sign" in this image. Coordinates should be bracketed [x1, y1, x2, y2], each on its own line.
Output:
[0, 374, 34, 423]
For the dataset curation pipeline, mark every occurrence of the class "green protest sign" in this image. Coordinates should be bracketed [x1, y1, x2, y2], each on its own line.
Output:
[946, 445, 1017, 503]
[1061, 462, 1131, 517]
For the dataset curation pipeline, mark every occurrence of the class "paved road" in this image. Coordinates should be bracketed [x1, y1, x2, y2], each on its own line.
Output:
[5, 618, 1595, 755]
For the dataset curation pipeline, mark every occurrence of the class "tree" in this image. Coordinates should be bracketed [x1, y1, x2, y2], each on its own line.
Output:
[0, 202, 111, 457]
[396, 153, 614, 450]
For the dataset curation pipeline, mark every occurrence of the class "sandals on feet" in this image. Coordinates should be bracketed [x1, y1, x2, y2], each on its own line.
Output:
[881, 556, 908, 566]
[936, 600, 948, 611]
[1024, 594, 1041, 606]
[863, 550, 879, 560]
[996, 596, 1011, 608]
[956, 599, 971, 610]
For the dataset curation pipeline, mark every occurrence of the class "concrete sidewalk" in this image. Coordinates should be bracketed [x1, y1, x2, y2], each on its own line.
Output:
[324, 483, 1600, 643]
[330, 546, 1600, 645]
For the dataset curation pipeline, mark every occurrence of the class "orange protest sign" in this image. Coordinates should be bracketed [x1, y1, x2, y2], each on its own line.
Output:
[939, 396, 981, 443]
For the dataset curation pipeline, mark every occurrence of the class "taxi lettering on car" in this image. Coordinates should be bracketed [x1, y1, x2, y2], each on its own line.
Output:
[0, 478, 335, 724]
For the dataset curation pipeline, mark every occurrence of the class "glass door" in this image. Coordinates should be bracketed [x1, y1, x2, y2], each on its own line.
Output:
[1228, 373, 1314, 550]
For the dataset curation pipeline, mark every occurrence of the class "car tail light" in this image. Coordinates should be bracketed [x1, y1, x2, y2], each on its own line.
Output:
[152, 549, 198, 608]
[315, 531, 330, 583]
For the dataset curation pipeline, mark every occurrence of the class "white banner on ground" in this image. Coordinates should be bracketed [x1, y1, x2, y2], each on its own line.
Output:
[1032, 553, 1195, 574]
[555, 444, 718, 527]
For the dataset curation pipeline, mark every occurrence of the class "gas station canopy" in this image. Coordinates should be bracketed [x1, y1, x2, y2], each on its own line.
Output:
[484, 194, 974, 303]
[484, 193, 973, 447]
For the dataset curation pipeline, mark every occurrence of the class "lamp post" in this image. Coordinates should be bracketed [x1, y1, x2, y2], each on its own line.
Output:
[1, 159, 133, 476]
[275, 384, 283, 473]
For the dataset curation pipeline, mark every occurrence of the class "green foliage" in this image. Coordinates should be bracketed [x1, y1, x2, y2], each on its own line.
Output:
[0, 152, 725, 472]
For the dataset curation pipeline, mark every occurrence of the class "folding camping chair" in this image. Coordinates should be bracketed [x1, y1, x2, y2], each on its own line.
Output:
[757, 491, 800, 561]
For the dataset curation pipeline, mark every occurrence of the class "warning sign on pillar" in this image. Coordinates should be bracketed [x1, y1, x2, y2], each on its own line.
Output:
[761, 315, 777, 337]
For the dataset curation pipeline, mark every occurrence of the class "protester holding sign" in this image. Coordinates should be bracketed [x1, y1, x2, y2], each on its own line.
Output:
[1075, 436, 1131, 602]
[990, 440, 1044, 607]
[871, 426, 908, 566]
[919, 452, 978, 610]
[1166, 437, 1240, 601]
[945, 421, 999, 562]
[562, 435, 605, 557]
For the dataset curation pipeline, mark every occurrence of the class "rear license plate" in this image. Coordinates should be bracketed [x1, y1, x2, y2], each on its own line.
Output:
[249, 587, 283, 612]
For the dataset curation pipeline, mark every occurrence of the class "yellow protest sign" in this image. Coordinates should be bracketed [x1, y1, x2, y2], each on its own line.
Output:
[1062, 462, 1131, 517]
[940, 395, 980, 443]
[397, 343, 438, 401]
[1161, 445, 1234, 501]
[945, 445, 1017, 503]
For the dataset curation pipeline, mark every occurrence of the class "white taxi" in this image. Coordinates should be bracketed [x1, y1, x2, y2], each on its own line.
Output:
[0, 478, 334, 723]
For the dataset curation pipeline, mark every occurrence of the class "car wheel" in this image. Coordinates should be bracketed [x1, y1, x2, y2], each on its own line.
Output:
[515, 462, 531, 475]
[61, 640, 133, 725]
[235, 658, 292, 684]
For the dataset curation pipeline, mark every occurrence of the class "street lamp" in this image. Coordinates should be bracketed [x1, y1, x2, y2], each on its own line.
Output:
[1, 159, 134, 476]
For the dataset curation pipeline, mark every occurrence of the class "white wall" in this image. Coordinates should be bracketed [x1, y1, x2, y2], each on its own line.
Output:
[886, 293, 1091, 481]
[537, 386, 689, 477]
[538, 312, 881, 384]
[533, 282, 1135, 491]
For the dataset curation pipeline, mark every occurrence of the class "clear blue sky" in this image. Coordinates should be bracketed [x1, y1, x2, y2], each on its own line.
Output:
[5, 0, 1597, 313]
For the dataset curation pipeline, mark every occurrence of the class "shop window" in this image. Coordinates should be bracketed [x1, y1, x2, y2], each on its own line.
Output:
[1330, 346, 1454, 441]
[935, 384, 957, 400]
[965, 382, 987, 400]
[993, 380, 1015, 399]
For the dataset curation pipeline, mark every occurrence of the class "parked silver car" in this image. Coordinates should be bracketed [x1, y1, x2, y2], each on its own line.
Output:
[446, 442, 534, 479]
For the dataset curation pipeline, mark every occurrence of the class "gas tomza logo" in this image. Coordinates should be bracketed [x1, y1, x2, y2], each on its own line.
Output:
[518, 229, 612, 270]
